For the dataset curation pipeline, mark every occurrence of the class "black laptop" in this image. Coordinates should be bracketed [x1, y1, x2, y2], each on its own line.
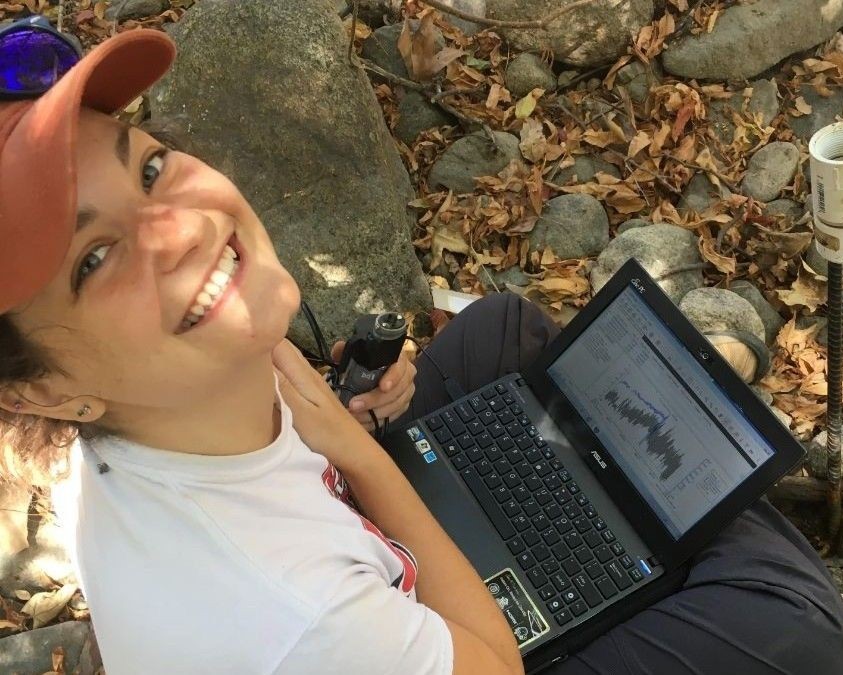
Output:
[381, 258, 805, 674]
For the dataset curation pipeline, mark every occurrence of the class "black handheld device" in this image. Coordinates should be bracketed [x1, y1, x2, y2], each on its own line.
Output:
[337, 312, 408, 406]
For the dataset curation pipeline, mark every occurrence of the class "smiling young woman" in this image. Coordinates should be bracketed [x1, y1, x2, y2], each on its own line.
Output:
[1, 22, 842, 675]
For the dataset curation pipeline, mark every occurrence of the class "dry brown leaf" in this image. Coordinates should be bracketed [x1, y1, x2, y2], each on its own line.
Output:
[793, 96, 813, 115]
[515, 88, 544, 120]
[14, 590, 31, 601]
[698, 226, 736, 274]
[0, 619, 23, 631]
[628, 130, 651, 158]
[777, 263, 827, 312]
[21, 584, 77, 629]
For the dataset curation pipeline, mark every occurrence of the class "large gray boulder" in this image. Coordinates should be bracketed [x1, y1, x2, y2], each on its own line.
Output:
[428, 131, 522, 193]
[486, 0, 654, 66]
[151, 0, 431, 347]
[590, 224, 703, 303]
[663, 0, 843, 81]
[529, 194, 609, 259]
[0, 622, 99, 675]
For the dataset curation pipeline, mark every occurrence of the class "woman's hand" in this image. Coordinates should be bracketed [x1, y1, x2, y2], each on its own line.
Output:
[331, 340, 417, 432]
[273, 339, 372, 461]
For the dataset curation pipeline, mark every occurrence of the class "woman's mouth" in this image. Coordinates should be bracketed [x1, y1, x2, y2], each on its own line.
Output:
[178, 236, 242, 332]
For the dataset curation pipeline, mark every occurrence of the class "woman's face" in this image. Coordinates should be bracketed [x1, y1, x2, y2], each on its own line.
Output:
[9, 108, 300, 420]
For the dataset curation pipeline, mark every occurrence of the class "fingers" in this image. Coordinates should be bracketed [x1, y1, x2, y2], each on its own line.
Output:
[348, 357, 414, 412]
[351, 380, 416, 426]
[330, 340, 346, 364]
[273, 339, 332, 405]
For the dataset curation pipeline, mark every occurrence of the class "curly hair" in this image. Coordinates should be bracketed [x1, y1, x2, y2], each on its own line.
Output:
[0, 114, 192, 488]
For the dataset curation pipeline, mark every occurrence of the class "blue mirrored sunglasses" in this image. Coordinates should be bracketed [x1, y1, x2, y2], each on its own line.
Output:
[0, 15, 82, 99]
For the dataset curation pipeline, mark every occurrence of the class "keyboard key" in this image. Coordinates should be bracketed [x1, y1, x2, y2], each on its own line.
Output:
[573, 573, 603, 608]
[489, 422, 505, 438]
[531, 544, 551, 563]
[498, 410, 514, 426]
[493, 459, 510, 475]
[522, 499, 541, 517]
[433, 427, 453, 444]
[554, 517, 573, 534]
[505, 448, 523, 465]
[573, 516, 591, 533]
[488, 397, 505, 413]
[559, 470, 572, 482]
[495, 383, 507, 394]
[525, 448, 543, 463]
[551, 543, 568, 560]
[546, 598, 565, 614]
[550, 458, 564, 470]
[485, 446, 503, 463]
[476, 459, 493, 476]
[482, 387, 497, 400]
[583, 503, 598, 519]
[502, 499, 520, 518]
[467, 420, 484, 435]
[469, 395, 487, 412]
[584, 561, 603, 580]
[541, 559, 560, 574]
[458, 434, 475, 449]
[550, 573, 571, 592]
[596, 576, 619, 599]
[452, 454, 469, 470]
[513, 515, 531, 532]
[561, 557, 581, 575]
[554, 609, 573, 626]
[606, 560, 632, 590]
[511, 404, 523, 415]
[507, 537, 525, 555]
[527, 425, 538, 437]
[466, 446, 485, 463]
[610, 542, 625, 556]
[532, 514, 550, 532]
[620, 555, 635, 569]
[593, 518, 607, 531]
[574, 547, 594, 564]
[539, 585, 556, 601]
[524, 475, 543, 492]
[594, 545, 613, 564]
[505, 422, 522, 437]
[455, 403, 475, 423]
[528, 568, 548, 588]
[479, 410, 496, 425]
[535, 436, 548, 448]
[517, 552, 537, 569]
[442, 441, 461, 457]
[516, 435, 533, 450]
[503, 393, 516, 405]
[512, 485, 531, 502]
[553, 488, 573, 505]
[583, 530, 603, 549]
[484, 472, 503, 490]
[629, 567, 644, 583]
[544, 475, 563, 491]
[518, 414, 531, 426]
[545, 503, 563, 520]
[492, 486, 510, 503]
[602, 529, 616, 543]
[522, 529, 540, 547]
[498, 435, 514, 451]
[426, 415, 443, 430]
[563, 504, 581, 519]
[575, 493, 589, 507]
[542, 529, 561, 546]
[564, 532, 583, 549]
[503, 472, 521, 489]
[477, 433, 494, 449]
[561, 589, 579, 605]
[570, 599, 589, 617]
[460, 467, 516, 539]
[534, 461, 552, 477]
[515, 462, 533, 478]
[567, 482, 581, 495]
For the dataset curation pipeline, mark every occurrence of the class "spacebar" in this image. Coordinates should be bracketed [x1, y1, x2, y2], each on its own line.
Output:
[460, 467, 516, 540]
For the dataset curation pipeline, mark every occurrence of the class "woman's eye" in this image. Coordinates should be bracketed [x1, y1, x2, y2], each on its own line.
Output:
[75, 244, 110, 290]
[142, 150, 167, 192]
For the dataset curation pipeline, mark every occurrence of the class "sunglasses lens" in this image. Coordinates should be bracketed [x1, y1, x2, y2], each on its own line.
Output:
[0, 29, 79, 94]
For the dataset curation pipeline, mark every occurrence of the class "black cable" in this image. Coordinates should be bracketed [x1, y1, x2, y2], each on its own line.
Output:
[407, 336, 466, 402]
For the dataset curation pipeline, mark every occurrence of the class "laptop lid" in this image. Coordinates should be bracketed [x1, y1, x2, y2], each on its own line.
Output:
[522, 258, 805, 572]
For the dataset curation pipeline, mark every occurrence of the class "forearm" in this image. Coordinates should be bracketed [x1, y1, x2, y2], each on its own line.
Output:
[335, 430, 524, 674]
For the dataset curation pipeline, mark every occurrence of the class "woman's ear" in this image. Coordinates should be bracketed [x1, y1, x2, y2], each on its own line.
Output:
[0, 376, 105, 423]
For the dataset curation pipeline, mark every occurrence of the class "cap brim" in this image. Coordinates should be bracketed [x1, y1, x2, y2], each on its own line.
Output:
[0, 29, 175, 313]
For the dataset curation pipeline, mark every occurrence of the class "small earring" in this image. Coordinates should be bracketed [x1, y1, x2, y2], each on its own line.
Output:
[77, 404, 91, 418]
[13, 400, 22, 412]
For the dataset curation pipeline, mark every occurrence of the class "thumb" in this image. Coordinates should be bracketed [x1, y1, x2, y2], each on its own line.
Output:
[331, 340, 346, 364]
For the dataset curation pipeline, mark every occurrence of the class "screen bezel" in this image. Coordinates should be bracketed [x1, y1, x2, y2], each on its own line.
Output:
[523, 258, 805, 572]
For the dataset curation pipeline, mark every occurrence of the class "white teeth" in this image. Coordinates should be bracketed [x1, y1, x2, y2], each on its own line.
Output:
[179, 241, 240, 331]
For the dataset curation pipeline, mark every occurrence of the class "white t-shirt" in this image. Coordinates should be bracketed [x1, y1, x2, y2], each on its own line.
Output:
[51, 388, 454, 675]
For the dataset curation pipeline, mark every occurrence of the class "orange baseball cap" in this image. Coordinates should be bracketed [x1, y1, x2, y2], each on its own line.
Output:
[0, 28, 176, 314]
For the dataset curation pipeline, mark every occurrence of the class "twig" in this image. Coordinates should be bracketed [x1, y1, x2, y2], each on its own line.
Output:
[559, 64, 611, 90]
[668, 154, 740, 193]
[422, 0, 604, 30]
[355, 56, 426, 91]
[347, 1, 358, 64]
[430, 86, 485, 102]
[555, 99, 682, 195]
[674, 0, 707, 39]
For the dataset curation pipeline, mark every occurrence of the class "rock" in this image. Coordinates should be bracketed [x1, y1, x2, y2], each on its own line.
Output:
[750, 384, 773, 406]
[105, 0, 168, 20]
[428, 130, 522, 193]
[505, 53, 557, 98]
[613, 60, 660, 103]
[797, 314, 829, 348]
[394, 91, 454, 144]
[729, 280, 785, 345]
[557, 70, 579, 89]
[662, 0, 843, 81]
[765, 199, 805, 225]
[486, 0, 654, 66]
[678, 172, 732, 214]
[807, 429, 828, 479]
[361, 22, 445, 80]
[679, 288, 766, 344]
[741, 142, 800, 202]
[479, 265, 530, 291]
[435, 0, 487, 35]
[0, 622, 98, 675]
[151, 0, 431, 349]
[617, 218, 649, 234]
[770, 405, 793, 428]
[790, 87, 843, 144]
[707, 79, 780, 143]
[553, 155, 621, 185]
[0, 513, 75, 598]
[591, 224, 704, 303]
[529, 194, 609, 259]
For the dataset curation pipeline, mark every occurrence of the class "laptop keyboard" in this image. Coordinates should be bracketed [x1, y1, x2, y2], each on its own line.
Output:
[424, 379, 645, 628]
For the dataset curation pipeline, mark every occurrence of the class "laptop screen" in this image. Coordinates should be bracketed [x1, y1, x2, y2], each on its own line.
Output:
[546, 287, 776, 540]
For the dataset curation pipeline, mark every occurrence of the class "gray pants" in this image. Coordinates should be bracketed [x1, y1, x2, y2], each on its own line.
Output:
[394, 293, 843, 674]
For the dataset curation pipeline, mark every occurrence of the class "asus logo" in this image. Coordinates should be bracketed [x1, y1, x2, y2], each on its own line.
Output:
[591, 450, 607, 469]
[631, 278, 645, 293]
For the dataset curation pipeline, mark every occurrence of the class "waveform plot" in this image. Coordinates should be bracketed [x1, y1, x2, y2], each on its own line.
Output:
[604, 390, 683, 480]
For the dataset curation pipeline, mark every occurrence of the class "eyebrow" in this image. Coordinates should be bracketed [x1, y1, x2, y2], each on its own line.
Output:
[75, 123, 132, 233]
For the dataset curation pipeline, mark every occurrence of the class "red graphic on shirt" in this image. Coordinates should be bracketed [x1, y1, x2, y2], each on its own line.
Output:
[322, 462, 418, 595]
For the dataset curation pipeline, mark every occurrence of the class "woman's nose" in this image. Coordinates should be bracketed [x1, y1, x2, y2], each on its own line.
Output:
[135, 205, 208, 273]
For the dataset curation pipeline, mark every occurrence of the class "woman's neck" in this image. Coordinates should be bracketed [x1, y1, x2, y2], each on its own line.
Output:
[102, 359, 281, 456]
